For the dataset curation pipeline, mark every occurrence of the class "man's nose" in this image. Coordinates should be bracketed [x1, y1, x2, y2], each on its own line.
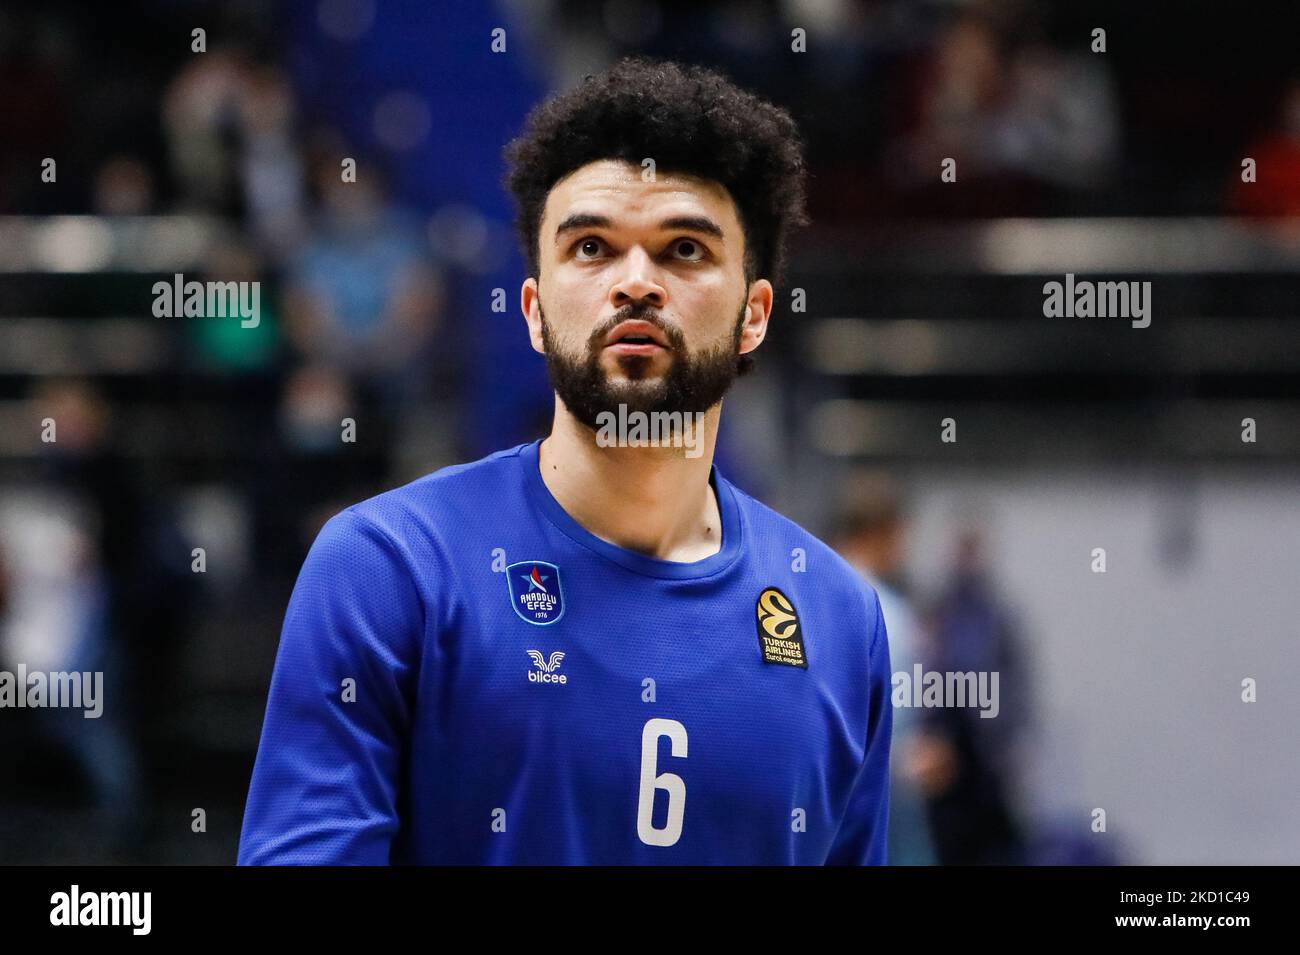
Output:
[609, 246, 666, 308]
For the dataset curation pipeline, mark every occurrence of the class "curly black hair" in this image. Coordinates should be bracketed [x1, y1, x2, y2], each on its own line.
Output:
[503, 55, 810, 287]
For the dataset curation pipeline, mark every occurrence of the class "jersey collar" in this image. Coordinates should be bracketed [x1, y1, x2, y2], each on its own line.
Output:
[520, 437, 743, 580]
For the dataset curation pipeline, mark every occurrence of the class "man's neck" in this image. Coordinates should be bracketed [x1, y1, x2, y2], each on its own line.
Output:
[538, 397, 725, 563]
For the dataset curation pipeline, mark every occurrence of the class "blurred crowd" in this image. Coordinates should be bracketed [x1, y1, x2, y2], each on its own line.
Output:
[1, 1, 463, 861]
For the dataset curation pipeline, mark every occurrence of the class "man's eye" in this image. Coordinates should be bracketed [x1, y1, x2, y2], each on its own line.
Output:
[575, 237, 605, 259]
[672, 238, 705, 262]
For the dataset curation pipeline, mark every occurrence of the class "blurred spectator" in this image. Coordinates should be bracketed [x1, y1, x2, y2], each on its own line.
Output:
[162, 47, 249, 216]
[0, 487, 135, 835]
[883, 2, 1118, 215]
[920, 526, 1031, 865]
[247, 365, 390, 578]
[0, 7, 74, 213]
[1, 383, 139, 848]
[234, 63, 309, 254]
[92, 155, 156, 216]
[1228, 75, 1300, 217]
[188, 241, 281, 374]
[21, 382, 197, 823]
[831, 473, 937, 865]
[282, 157, 444, 406]
[278, 364, 357, 454]
[163, 46, 309, 253]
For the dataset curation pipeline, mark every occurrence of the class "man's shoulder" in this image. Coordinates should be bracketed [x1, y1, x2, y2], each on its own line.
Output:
[335, 442, 532, 542]
[725, 478, 883, 621]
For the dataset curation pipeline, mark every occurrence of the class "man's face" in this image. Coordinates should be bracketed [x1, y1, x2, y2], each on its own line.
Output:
[521, 159, 772, 431]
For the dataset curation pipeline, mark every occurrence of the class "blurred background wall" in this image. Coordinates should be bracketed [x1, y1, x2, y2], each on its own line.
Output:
[0, 0, 1297, 863]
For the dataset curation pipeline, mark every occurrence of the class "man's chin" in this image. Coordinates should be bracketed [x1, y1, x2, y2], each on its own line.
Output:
[598, 390, 671, 415]
[601, 353, 673, 380]
[603, 374, 669, 396]
[596, 360, 670, 390]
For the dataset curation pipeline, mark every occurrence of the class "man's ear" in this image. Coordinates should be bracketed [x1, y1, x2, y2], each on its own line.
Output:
[738, 278, 774, 355]
[521, 277, 545, 354]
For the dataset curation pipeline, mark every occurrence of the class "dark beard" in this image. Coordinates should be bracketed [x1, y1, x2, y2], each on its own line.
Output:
[539, 300, 749, 434]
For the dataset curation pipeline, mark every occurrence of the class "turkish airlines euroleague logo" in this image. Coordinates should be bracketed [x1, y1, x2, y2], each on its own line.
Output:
[755, 587, 807, 668]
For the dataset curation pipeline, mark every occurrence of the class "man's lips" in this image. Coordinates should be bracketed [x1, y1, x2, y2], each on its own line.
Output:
[605, 341, 665, 355]
[604, 319, 670, 353]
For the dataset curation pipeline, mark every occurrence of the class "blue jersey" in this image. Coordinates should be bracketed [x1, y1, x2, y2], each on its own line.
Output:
[238, 439, 892, 864]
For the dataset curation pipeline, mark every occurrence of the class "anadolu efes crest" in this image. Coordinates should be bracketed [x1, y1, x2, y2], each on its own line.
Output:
[506, 560, 566, 625]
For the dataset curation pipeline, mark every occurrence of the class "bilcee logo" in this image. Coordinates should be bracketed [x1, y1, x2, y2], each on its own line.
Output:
[755, 587, 807, 668]
[527, 649, 567, 684]
[595, 403, 707, 459]
[507, 560, 565, 625]
[152, 272, 261, 328]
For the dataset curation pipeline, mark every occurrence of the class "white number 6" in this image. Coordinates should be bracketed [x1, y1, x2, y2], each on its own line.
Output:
[637, 718, 687, 847]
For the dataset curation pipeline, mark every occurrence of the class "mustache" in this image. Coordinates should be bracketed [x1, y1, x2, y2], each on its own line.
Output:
[586, 305, 685, 352]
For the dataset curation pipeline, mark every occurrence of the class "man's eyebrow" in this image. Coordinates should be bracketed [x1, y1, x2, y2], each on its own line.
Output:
[553, 213, 613, 241]
[552, 213, 726, 243]
[659, 215, 725, 239]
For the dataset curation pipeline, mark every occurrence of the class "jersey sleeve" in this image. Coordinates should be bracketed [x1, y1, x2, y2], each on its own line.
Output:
[824, 586, 894, 865]
[237, 507, 424, 865]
